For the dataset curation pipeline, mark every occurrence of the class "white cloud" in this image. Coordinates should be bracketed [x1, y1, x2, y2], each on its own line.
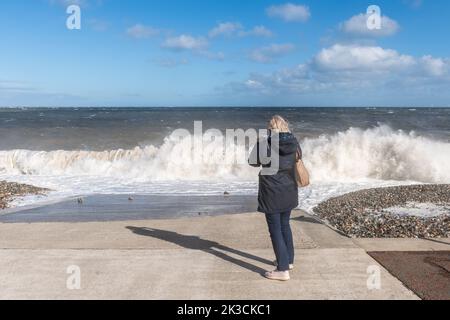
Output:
[404, 0, 423, 9]
[161, 35, 224, 60]
[239, 26, 274, 38]
[162, 35, 208, 51]
[421, 56, 449, 76]
[209, 22, 243, 38]
[250, 43, 295, 63]
[245, 80, 265, 90]
[340, 13, 400, 37]
[314, 44, 415, 71]
[231, 44, 450, 97]
[266, 3, 310, 22]
[126, 24, 160, 39]
[209, 22, 273, 38]
[0, 80, 36, 92]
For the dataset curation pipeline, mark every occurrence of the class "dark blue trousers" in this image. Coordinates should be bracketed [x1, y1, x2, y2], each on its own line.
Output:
[265, 211, 295, 272]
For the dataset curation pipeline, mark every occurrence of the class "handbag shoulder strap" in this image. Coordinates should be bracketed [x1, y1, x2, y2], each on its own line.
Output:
[296, 142, 303, 162]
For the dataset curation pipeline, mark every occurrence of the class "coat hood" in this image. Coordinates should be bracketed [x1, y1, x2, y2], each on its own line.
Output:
[269, 131, 298, 156]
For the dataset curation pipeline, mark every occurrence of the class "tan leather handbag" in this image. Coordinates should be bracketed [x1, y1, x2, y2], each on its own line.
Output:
[296, 150, 310, 187]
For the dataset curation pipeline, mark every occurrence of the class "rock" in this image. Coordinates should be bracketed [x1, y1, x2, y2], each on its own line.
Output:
[313, 184, 450, 238]
[0, 181, 49, 210]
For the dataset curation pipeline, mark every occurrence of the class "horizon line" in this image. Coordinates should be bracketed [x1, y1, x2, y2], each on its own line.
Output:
[1, 105, 449, 109]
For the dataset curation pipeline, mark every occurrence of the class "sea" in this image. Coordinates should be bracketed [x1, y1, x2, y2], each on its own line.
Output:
[0, 107, 449, 214]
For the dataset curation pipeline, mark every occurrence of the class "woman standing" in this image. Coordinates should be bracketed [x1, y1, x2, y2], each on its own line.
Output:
[249, 115, 302, 281]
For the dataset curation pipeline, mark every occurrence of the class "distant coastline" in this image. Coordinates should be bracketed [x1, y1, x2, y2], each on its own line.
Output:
[1, 106, 450, 110]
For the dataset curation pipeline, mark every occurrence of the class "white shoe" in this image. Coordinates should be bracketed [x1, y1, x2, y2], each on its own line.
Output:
[273, 260, 294, 270]
[264, 270, 290, 281]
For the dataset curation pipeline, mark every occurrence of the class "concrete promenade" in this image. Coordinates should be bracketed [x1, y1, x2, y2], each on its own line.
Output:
[1, 210, 446, 299]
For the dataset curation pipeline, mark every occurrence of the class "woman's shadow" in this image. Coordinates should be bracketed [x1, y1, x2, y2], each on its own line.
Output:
[126, 226, 272, 276]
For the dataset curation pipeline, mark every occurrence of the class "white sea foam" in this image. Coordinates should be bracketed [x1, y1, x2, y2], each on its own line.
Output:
[302, 125, 450, 183]
[1, 125, 449, 212]
[0, 134, 259, 181]
[383, 202, 450, 218]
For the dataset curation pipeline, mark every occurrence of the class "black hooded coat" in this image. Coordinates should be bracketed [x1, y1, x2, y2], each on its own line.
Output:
[249, 131, 302, 214]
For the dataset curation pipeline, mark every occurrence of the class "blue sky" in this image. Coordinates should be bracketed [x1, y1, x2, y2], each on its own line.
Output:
[0, 0, 449, 107]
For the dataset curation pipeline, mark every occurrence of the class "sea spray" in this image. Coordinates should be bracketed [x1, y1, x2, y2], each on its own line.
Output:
[1, 125, 449, 184]
[303, 125, 450, 183]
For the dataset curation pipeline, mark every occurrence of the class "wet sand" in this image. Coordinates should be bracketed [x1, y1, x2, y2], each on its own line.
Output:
[0, 194, 258, 223]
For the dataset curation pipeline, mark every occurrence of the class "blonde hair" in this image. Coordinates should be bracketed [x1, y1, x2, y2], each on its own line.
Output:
[268, 115, 290, 133]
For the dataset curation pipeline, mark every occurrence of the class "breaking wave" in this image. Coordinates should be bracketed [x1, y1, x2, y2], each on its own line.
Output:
[0, 125, 449, 184]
